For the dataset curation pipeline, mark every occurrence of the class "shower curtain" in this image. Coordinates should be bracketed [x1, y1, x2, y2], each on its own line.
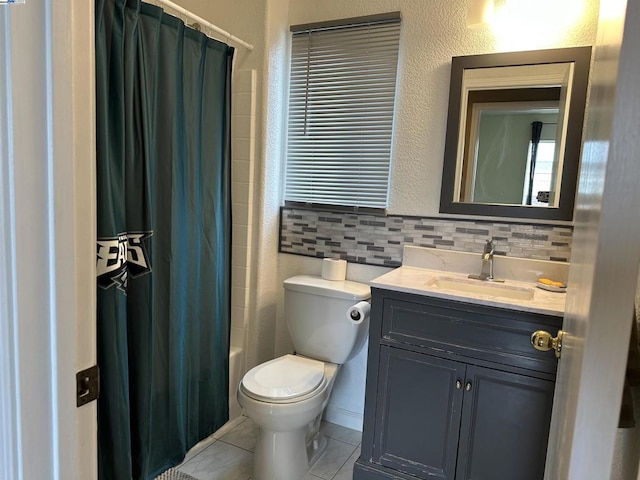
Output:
[95, 1, 233, 478]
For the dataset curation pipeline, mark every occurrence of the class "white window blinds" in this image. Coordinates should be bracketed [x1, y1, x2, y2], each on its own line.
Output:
[285, 14, 401, 210]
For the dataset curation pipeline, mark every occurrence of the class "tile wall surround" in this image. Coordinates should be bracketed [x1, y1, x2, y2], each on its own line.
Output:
[279, 207, 573, 268]
[230, 69, 256, 352]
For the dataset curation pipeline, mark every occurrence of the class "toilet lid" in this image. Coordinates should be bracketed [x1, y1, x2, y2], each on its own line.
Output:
[241, 354, 325, 400]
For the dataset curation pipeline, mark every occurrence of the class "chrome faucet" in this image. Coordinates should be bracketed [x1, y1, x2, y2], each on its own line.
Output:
[480, 239, 495, 280]
[469, 239, 504, 282]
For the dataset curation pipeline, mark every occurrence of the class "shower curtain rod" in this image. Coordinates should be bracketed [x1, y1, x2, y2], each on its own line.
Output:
[154, 0, 254, 51]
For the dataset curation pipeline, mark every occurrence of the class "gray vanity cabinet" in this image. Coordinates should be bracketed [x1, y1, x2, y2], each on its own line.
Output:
[354, 288, 562, 480]
[373, 346, 465, 479]
[454, 365, 555, 480]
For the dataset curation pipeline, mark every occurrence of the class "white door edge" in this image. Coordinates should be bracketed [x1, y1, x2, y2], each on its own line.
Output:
[50, 0, 98, 478]
[0, 9, 22, 480]
[545, 1, 640, 478]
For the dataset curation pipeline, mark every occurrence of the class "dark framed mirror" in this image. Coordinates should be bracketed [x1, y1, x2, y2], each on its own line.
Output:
[439, 46, 592, 221]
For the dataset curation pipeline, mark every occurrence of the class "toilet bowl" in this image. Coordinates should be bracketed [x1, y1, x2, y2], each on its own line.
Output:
[237, 275, 370, 480]
[237, 355, 339, 480]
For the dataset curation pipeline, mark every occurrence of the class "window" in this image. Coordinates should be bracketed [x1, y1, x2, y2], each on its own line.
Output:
[284, 13, 401, 211]
[523, 141, 556, 206]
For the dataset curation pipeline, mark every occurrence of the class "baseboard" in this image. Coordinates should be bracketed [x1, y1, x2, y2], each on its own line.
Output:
[323, 405, 363, 431]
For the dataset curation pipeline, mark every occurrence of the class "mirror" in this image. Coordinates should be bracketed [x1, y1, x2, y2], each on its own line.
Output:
[440, 47, 591, 221]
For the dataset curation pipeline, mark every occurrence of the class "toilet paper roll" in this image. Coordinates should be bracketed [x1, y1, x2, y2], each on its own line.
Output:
[347, 301, 371, 325]
[321, 258, 347, 281]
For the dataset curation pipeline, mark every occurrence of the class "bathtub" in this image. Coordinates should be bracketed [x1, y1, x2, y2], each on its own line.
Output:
[229, 345, 243, 420]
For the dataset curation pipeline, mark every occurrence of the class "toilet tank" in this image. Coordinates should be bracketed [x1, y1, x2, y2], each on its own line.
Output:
[284, 275, 371, 364]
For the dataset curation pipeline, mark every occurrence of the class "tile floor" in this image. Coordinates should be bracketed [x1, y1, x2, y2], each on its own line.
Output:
[173, 416, 362, 480]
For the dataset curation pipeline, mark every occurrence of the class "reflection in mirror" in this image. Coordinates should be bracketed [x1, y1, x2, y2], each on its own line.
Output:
[465, 103, 560, 205]
[440, 47, 592, 221]
[457, 62, 571, 207]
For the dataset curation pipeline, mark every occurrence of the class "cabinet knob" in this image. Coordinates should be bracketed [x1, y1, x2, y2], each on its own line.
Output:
[456, 380, 462, 389]
[465, 382, 472, 391]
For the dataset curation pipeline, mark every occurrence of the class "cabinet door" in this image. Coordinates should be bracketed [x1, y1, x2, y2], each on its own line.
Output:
[456, 366, 555, 480]
[373, 346, 465, 479]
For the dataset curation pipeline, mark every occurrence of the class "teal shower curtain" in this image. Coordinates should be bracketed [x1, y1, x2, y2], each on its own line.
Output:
[95, 1, 233, 478]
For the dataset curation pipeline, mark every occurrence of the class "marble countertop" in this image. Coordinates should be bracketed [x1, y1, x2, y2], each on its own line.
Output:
[370, 265, 566, 316]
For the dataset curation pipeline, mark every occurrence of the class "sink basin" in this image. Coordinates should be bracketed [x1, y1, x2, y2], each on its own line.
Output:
[427, 276, 535, 301]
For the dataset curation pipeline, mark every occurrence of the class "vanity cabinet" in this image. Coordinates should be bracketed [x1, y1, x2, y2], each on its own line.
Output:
[354, 288, 562, 480]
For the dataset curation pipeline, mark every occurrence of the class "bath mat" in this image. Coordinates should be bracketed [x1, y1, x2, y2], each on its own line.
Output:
[155, 467, 200, 480]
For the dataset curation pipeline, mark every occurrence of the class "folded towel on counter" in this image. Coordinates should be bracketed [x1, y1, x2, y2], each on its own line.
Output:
[619, 307, 640, 428]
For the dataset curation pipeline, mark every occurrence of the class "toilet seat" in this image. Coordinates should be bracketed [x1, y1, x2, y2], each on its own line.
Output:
[241, 354, 326, 403]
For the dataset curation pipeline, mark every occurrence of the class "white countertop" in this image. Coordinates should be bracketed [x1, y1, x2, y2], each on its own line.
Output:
[370, 265, 566, 316]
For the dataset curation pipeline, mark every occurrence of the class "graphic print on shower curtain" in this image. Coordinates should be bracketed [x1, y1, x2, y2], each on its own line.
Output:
[97, 232, 153, 292]
[95, 0, 234, 478]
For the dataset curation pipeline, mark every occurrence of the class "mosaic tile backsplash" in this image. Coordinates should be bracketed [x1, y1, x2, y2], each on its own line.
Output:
[279, 208, 573, 268]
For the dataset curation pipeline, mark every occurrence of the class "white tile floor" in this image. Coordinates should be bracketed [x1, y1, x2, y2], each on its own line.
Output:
[172, 416, 362, 480]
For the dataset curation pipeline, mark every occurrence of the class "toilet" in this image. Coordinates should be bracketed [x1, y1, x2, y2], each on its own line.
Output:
[237, 275, 371, 480]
